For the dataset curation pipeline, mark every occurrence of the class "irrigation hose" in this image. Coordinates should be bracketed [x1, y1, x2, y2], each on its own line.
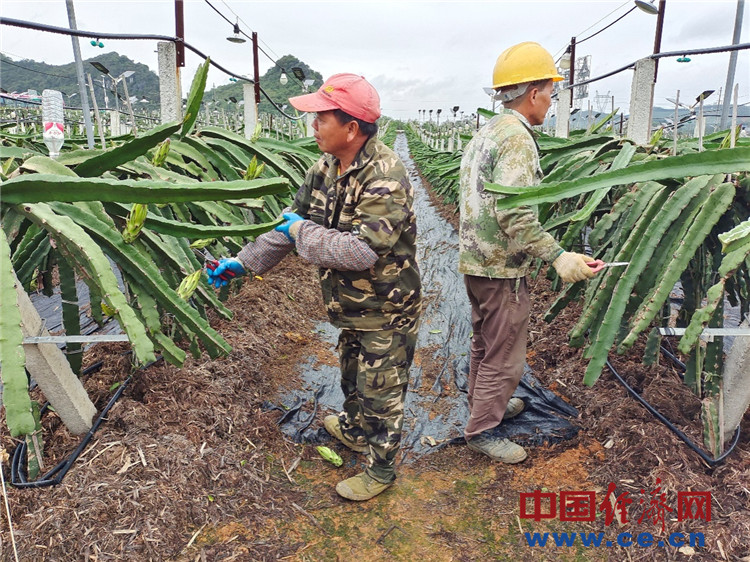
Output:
[10, 355, 162, 488]
[605, 358, 740, 467]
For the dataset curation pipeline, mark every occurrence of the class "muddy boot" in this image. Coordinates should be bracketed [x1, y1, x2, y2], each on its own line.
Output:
[466, 432, 527, 463]
[336, 472, 393, 501]
[503, 397, 525, 420]
[323, 415, 368, 453]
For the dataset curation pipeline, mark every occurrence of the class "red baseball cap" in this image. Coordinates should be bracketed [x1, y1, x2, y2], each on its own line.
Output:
[288, 73, 381, 123]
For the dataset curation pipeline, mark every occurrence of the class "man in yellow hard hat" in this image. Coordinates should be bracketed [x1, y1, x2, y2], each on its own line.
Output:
[458, 42, 596, 463]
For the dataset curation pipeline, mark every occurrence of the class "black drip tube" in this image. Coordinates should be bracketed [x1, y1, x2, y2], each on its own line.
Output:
[605, 356, 740, 467]
[10, 356, 162, 488]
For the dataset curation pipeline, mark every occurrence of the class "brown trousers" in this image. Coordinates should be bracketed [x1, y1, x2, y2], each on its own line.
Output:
[463, 275, 530, 440]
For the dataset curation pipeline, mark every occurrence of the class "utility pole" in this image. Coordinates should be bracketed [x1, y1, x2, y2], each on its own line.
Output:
[720, 0, 745, 130]
[252, 32, 261, 106]
[64, 0, 94, 148]
[175, 0, 185, 68]
[652, 0, 667, 80]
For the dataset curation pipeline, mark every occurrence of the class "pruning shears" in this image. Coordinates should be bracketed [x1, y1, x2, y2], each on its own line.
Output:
[588, 260, 629, 273]
[193, 249, 237, 282]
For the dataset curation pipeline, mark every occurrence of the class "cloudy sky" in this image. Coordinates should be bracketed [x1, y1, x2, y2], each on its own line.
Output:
[1, 1, 747, 120]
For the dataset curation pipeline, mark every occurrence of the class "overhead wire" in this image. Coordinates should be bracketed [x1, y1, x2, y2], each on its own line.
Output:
[577, 6, 637, 45]
[0, 55, 72, 79]
[552, 0, 632, 59]
[218, 0, 284, 63]
[201, 0, 310, 109]
[0, 16, 305, 120]
[210, 0, 310, 99]
[203, 0, 294, 76]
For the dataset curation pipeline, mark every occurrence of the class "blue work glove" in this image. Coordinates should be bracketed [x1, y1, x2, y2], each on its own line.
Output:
[274, 212, 304, 242]
[206, 258, 246, 288]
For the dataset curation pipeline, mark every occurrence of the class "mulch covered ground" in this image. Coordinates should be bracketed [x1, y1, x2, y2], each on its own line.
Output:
[1, 174, 749, 561]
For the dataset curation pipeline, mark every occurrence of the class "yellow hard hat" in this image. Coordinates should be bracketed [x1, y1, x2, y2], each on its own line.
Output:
[492, 42, 564, 89]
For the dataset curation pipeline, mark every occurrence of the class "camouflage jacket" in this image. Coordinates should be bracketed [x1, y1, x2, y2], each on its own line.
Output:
[291, 135, 421, 331]
[458, 109, 562, 279]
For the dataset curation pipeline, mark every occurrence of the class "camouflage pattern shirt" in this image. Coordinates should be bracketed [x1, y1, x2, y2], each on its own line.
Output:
[458, 109, 562, 279]
[291, 135, 421, 331]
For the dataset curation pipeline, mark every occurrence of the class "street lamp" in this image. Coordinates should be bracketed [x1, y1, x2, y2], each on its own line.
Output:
[634, 0, 659, 14]
[227, 19, 246, 44]
[291, 67, 315, 92]
[89, 62, 136, 134]
[279, 70, 288, 85]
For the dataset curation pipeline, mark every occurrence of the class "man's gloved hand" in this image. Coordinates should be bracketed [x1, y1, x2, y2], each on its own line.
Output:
[552, 251, 597, 283]
[274, 212, 304, 242]
[206, 258, 246, 288]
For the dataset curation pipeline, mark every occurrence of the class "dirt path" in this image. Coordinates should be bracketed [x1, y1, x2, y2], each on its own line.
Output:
[275, 131, 476, 456]
[2, 134, 748, 561]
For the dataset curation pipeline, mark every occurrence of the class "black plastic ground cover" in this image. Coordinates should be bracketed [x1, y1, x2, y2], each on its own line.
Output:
[269, 133, 580, 459]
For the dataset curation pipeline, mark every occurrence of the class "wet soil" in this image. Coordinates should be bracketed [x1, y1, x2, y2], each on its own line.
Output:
[2, 137, 749, 561]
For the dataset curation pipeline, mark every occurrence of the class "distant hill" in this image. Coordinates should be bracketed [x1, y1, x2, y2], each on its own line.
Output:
[1, 52, 323, 116]
[1, 52, 160, 109]
[204, 54, 324, 114]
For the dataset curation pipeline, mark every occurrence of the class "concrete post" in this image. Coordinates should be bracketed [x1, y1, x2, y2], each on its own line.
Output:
[723, 322, 750, 442]
[555, 89, 571, 138]
[158, 42, 182, 124]
[626, 58, 656, 146]
[305, 112, 315, 137]
[243, 83, 258, 139]
[109, 110, 120, 137]
[16, 278, 96, 435]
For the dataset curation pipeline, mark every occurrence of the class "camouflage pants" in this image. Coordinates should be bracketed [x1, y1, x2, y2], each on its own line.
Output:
[336, 321, 418, 484]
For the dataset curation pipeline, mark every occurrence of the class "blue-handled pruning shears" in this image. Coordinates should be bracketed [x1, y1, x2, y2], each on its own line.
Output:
[193, 249, 237, 282]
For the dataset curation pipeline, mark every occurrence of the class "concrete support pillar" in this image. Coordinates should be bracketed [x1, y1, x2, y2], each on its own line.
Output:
[305, 112, 315, 138]
[243, 83, 258, 139]
[555, 89, 571, 138]
[626, 58, 656, 146]
[158, 42, 182, 124]
[723, 322, 750, 442]
[109, 110, 120, 137]
[16, 279, 96, 435]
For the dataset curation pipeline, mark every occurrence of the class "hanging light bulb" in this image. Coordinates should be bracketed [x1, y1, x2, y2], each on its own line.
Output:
[279, 70, 288, 85]
[560, 48, 572, 71]
[227, 20, 246, 44]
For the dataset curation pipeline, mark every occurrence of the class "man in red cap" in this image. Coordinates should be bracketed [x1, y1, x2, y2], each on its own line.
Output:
[208, 74, 422, 501]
